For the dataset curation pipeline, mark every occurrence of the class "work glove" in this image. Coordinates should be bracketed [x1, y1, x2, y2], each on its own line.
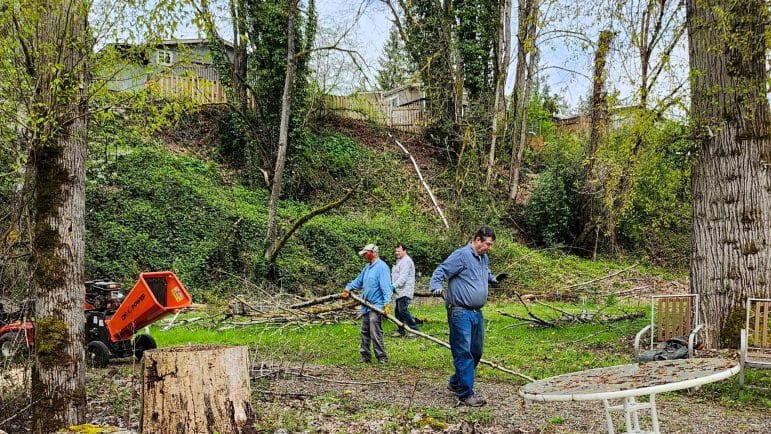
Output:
[495, 272, 510, 283]
[340, 290, 350, 300]
[384, 304, 392, 316]
[431, 287, 444, 297]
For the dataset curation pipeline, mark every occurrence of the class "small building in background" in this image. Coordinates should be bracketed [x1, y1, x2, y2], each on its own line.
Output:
[103, 38, 233, 104]
[382, 83, 426, 108]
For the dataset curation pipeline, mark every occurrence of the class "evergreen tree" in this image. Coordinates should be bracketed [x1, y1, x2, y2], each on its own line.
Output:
[376, 25, 414, 91]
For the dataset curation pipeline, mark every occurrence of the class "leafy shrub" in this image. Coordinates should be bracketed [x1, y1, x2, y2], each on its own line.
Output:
[524, 169, 580, 246]
[602, 117, 694, 265]
[521, 135, 583, 246]
[284, 133, 368, 199]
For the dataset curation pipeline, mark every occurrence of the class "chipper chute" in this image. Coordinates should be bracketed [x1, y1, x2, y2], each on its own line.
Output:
[106, 271, 192, 342]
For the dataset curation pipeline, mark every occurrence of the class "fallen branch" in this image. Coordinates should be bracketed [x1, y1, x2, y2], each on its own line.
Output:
[497, 310, 555, 328]
[266, 181, 362, 262]
[513, 292, 555, 327]
[388, 133, 449, 229]
[532, 300, 590, 323]
[289, 293, 342, 309]
[563, 264, 637, 290]
[348, 293, 534, 382]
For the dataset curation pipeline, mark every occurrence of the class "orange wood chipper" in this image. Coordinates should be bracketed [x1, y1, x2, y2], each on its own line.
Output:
[0, 271, 192, 367]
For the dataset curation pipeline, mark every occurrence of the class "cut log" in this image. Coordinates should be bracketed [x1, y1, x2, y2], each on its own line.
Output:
[142, 345, 256, 434]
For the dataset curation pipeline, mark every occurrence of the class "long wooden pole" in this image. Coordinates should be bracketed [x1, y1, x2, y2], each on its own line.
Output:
[348, 293, 534, 382]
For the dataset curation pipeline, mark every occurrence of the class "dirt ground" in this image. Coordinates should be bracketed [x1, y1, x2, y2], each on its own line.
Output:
[2, 354, 769, 433]
[245, 364, 769, 434]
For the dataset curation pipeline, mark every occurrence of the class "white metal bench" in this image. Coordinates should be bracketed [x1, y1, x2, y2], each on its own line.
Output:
[739, 298, 771, 388]
[634, 294, 703, 361]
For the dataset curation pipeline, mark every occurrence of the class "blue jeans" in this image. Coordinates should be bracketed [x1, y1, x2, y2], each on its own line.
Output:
[447, 307, 484, 399]
[395, 296, 420, 334]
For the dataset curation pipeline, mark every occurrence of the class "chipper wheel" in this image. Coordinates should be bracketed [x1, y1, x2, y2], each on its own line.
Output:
[0, 331, 31, 362]
[133, 334, 156, 361]
[86, 340, 110, 368]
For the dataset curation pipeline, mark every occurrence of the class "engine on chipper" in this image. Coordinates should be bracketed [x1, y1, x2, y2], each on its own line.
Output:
[84, 278, 146, 368]
[84, 271, 192, 367]
[1, 271, 191, 368]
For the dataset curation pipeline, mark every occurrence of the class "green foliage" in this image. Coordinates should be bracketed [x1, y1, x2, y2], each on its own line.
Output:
[598, 114, 695, 265]
[200, 0, 317, 184]
[284, 133, 367, 198]
[84, 118, 453, 297]
[402, 0, 462, 158]
[375, 25, 416, 90]
[524, 170, 580, 246]
[522, 135, 583, 246]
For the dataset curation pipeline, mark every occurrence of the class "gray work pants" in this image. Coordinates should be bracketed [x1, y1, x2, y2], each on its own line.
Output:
[360, 311, 387, 362]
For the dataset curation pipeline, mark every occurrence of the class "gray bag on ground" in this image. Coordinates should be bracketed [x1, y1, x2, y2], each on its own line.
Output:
[636, 337, 690, 362]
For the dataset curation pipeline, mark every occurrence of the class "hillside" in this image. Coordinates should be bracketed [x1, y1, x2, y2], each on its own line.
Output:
[81, 107, 679, 304]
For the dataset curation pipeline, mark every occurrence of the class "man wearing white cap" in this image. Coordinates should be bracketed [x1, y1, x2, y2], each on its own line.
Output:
[341, 243, 393, 363]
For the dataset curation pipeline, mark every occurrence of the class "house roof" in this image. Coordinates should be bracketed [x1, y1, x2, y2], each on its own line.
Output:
[382, 83, 423, 98]
[157, 38, 234, 49]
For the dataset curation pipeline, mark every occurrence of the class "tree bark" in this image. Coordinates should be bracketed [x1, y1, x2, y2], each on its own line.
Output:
[509, 38, 538, 201]
[574, 29, 615, 254]
[25, 1, 89, 431]
[508, 0, 538, 200]
[485, 0, 512, 186]
[265, 0, 299, 259]
[686, 0, 771, 348]
[142, 345, 256, 434]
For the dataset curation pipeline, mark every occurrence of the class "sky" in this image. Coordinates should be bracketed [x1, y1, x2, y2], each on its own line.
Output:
[157, 0, 690, 114]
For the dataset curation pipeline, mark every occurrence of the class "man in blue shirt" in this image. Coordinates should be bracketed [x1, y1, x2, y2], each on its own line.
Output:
[341, 243, 393, 364]
[429, 226, 508, 407]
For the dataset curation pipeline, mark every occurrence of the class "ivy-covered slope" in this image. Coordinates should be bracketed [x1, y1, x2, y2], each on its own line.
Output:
[84, 114, 673, 302]
[85, 140, 456, 301]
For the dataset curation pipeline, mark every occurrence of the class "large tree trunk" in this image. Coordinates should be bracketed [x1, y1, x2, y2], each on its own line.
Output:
[686, 0, 771, 348]
[265, 0, 299, 261]
[574, 29, 615, 254]
[28, 1, 89, 431]
[485, 0, 512, 186]
[508, 0, 538, 201]
[142, 346, 256, 433]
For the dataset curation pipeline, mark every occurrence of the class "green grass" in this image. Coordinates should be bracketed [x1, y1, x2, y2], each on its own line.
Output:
[150, 297, 771, 403]
[152, 299, 648, 381]
[145, 296, 771, 433]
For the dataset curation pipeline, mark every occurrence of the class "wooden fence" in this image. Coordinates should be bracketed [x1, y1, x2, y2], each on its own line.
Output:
[146, 75, 227, 105]
[323, 94, 426, 133]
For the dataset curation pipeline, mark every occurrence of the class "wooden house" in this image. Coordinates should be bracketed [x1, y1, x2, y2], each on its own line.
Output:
[104, 38, 233, 104]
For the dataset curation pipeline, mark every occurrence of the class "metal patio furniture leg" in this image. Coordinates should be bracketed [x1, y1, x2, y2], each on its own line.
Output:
[649, 394, 660, 434]
[602, 400, 616, 434]
[623, 397, 634, 433]
[628, 397, 641, 432]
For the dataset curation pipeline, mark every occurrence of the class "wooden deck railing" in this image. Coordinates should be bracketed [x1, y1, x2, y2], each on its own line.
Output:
[322, 94, 426, 132]
[146, 75, 227, 104]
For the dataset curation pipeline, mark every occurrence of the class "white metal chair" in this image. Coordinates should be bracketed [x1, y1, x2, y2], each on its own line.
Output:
[634, 294, 703, 361]
[739, 298, 771, 388]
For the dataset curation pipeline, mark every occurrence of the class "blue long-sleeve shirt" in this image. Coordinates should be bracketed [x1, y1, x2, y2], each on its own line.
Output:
[430, 243, 496, 310]
[346, 258, 393, 314]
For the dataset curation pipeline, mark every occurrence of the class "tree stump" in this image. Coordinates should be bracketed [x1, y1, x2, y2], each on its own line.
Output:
[142, 345, 255, 434]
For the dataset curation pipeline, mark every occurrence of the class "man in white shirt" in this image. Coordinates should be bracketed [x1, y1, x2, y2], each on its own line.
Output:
[390, 243, 420, 337]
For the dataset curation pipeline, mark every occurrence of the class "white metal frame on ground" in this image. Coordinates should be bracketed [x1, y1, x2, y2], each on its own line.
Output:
[740, 298, 771, 388]
[520, 360, 740, 434]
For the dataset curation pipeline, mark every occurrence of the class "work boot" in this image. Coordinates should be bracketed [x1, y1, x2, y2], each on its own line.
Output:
[377, 358, 388, 364]
[459, 394, 486, 407]
[360, 356, 371, 363]
[390, 332, 405, 338]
